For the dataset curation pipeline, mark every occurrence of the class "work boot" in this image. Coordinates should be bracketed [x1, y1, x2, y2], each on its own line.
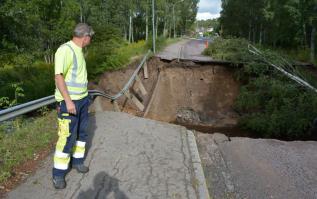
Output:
[73, 164, 89, 173]
[53, 176, 66, 189]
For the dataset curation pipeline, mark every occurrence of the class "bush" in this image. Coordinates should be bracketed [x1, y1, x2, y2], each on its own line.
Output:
[86, 39, 147, 79]
[0, 62, 55, 107]
[204, 37, 253, 63]
[0, 62, 55, 103]
[146, 35, 168, 52]
[103, 40, 147, 70]
[235, 77, 317, 139]
[206, 38, 317, 139]
[0, 25, 147, 105]
[85, 25, 148, 79]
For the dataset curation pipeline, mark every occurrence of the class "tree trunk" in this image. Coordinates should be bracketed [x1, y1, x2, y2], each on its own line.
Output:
[311, 25, 316, 63]
[80, 7, 83, 22]
[253, 26, 256, 43]
[146, 10, 149, 41]
[259, 23, 262, 44]
[163, 5, 168, 37]
[129, 14, 132, 43]
[169, 18, 172, 38]
[132, 18, 134, 43]
[152, 0, 155, 53]
[79, 0, 84, 23]
[248, 20, 252, 41]
[156, 16, 158, 38]
[303, 23, 307, 48]
[163, 18, 167, 37]
[124, 25, 127, 41]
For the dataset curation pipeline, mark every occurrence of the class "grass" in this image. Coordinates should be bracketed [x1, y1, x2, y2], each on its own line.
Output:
[0, 111, 57, 183]
[104, 40, 147, 70]
[162, 37, 182, 48]
[146, 36, 182, 54]
[86, 40, 148, 79]
[87, 37, 182, 80]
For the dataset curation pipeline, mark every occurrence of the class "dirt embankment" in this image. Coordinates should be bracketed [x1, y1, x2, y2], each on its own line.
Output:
[144, 62, 240, 127]
[92, 57, 242, 135]
[90, 57, 164, 116]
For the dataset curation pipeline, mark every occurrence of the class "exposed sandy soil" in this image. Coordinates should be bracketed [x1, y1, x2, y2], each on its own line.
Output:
[144, 62, 240, 129]
[91, 57, 164, 116]
[93, 57, 241, 134]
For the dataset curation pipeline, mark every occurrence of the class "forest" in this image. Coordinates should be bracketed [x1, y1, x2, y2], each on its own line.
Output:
[203, 0, 317, 139]
[0, 0, 199, 105]
[219, 0, 317, 63]
[0, 0, 198, 62]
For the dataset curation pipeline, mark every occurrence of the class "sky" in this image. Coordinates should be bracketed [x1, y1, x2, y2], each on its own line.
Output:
[196, 0, 221, 20]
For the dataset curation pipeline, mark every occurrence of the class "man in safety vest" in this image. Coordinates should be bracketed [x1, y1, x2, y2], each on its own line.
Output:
[52, 23, 94, 189]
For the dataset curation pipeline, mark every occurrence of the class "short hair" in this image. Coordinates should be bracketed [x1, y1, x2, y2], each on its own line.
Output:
[73, 23, 95, 38]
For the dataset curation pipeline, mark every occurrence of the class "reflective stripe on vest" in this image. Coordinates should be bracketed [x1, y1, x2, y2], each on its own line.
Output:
[62, 44, 87, 95]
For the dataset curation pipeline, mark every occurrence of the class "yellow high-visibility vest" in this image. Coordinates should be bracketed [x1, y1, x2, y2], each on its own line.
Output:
[54, 41, 88, 102]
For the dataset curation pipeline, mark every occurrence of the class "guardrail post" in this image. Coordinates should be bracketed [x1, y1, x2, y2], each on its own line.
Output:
[123, 90, 145, 111]
[143, 61, 149, 79]
[111, 100, 121, 112]
[135, 75, 148, 96]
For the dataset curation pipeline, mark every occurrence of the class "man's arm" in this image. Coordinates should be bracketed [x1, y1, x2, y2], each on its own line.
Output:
[55, 74, 77, 115]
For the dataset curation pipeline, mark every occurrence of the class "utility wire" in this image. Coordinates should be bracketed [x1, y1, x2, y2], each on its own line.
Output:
[248, 44, 317, 93]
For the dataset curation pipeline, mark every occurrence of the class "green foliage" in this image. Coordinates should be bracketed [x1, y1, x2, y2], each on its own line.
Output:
[219, 0, 317, 62]
[0, 97, 10, 108]
[104, 40, 147, 69]
[197, 19, 219, 30]
[196, 18, 220, 36]
[276, 48, 317, 65]
[86, 30, 147, 79]
[207, 38, 317, 139]
[0, 83, 25, 108]
[204, 37, 252, 63]
[0, 62, 55, 107]
[146, 35, 169, 52]
[11, 83, 25, 105]
[0, 111, 57, 183]
[237, 83, 317, 139]
[85, 26, 124, 78]
[0, 0, 198, 54]
[0, 0, 199, 105]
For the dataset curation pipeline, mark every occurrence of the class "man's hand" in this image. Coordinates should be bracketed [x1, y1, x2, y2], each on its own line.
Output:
[55, 74, 76, 114]
[65, 100, 77, 115]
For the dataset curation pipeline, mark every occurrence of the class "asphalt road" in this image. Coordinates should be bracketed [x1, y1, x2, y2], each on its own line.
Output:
[156, 38, 213, 62]
[197, 133, 317, 199]
[5, 112, 208, 199]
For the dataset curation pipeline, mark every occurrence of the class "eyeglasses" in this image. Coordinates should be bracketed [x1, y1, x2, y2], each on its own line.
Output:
[84, 32, 94, 37]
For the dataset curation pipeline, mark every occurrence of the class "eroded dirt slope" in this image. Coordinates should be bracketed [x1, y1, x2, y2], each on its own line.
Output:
[144, 63, 240, 128]
[93, 58, 240, 132]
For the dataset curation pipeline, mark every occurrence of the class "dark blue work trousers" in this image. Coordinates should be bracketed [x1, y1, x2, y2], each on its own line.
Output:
[52, 96, 89, 177]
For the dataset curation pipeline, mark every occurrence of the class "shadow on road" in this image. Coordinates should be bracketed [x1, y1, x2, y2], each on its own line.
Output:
[78, 171, 129, 199]
[85, 113, 97, 159]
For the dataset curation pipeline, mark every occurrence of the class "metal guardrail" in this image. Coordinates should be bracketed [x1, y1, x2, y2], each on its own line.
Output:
[0, 50, 151, 122]
[112, 50, 151, 100]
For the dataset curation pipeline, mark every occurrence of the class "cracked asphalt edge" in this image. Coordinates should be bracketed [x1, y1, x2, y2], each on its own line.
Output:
[187, 130, 210, 199]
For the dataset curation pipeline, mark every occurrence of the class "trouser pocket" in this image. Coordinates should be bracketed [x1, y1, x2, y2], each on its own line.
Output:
[54, 118, 72, 170]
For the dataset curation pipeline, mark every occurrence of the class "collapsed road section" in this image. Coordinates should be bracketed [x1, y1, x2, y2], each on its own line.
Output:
[94, 57, 244, 137]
